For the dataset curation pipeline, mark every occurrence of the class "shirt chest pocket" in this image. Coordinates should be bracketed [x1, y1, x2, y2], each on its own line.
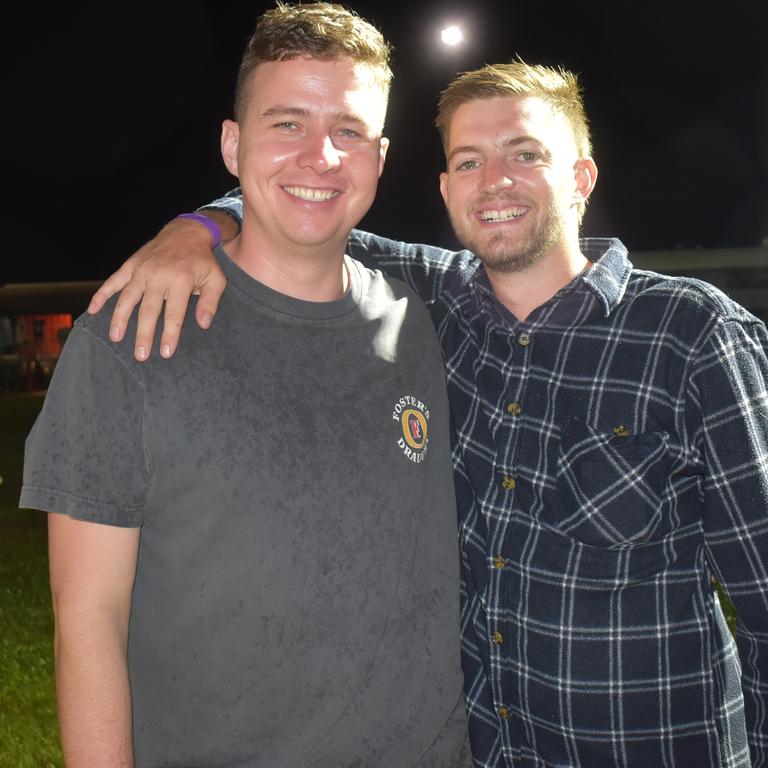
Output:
[554, 418, 670, 548]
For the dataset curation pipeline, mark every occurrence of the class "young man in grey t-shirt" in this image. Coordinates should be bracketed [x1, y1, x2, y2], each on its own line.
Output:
[21, 5, 469, 766]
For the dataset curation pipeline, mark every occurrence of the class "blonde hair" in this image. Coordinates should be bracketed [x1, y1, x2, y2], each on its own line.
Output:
[436, 60, 592, 159]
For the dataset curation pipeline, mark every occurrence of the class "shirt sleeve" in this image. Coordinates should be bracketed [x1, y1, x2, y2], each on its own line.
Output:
[696, 315, 768, 765]
[20, 323, 148, 527]
[198, 186, 243, 223]
[346, 230, 479, 306]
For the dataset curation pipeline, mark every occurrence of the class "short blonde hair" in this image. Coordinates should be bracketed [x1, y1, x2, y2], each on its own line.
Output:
[436, 60, 592, 159]
[235, 2, 393, 121]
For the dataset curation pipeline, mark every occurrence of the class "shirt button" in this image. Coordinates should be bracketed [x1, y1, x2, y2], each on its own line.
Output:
[498, 706, 511, 720]
[613, 424, 630, 437]
[493, 554, 506, 569]
[501, 475, 516, 490]
[506, 402, 521, 416]
[491, 631, 504, 644]
[518, 332, 531, 346]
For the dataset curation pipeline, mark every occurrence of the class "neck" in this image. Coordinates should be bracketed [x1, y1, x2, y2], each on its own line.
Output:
[226, 227, 349, 303]
[486, 240, 590, 322]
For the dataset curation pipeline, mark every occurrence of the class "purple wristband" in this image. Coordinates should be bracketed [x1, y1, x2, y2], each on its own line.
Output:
[175, 212, 223, 249]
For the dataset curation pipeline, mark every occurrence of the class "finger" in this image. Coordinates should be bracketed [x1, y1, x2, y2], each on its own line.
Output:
[159, 284, 193, 359]
[108, 280, 148, 343]
[195, 271, 227, 330]
[88, 256, 141, 314]
[133, 287, 168, 362]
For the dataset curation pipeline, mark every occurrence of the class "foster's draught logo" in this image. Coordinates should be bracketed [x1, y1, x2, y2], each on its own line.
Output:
[392, 395, 430, 463]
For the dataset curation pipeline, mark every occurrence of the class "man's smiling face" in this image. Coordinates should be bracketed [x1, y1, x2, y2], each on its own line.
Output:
[439, 94, 587, 274]
[221, 55, 389, 259]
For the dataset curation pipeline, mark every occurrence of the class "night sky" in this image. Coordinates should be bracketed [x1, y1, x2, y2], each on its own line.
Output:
[2, 1, 767, 285]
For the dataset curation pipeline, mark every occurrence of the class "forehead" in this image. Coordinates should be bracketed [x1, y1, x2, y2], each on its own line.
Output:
[446, 95, 575, 154]
[245, 56, 388, 128]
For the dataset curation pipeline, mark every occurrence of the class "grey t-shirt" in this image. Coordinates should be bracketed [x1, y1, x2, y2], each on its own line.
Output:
[21, 250, 470, 768]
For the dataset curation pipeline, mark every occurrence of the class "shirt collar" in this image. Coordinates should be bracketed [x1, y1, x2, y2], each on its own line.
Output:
[579, 238, 632, 316]
[466, 237, 632, 319]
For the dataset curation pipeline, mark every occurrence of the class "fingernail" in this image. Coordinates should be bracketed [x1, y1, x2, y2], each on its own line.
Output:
[110, 326, 121, 341]
[87, 301, 97, 313]
[136, 346, 147, 361]
[161, 344, 171, 358]
[201, 313, 212, 329]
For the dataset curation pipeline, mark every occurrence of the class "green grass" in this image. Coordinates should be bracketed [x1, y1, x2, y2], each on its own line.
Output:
[0, 393, 62, 768]
[716, 579, 738, 636]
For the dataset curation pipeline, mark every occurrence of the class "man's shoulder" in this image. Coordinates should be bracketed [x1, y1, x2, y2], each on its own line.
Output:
[625, 268, 764, 328]
[76, 293, 208, 362]
[346, 257, 442, 351]
[66, 298, 136, 367]
[347, 255, 425, 308]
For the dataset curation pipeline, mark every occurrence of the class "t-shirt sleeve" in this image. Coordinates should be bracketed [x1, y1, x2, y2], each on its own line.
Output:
[19, 324, 148, 527]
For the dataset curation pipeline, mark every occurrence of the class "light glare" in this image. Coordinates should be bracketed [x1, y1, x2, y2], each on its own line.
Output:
[441, 25, 464, 46]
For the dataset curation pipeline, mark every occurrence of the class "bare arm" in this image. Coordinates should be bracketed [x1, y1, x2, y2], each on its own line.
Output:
[88, 210, 236, 361]
[49, 514, 141, 767]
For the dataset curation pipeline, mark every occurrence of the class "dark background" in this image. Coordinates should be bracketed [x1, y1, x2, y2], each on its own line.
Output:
[2, 1, 767, 284]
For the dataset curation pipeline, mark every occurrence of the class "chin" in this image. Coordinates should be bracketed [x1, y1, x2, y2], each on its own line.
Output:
[460, 230, 533, 271]
[477, 248, 542, 273]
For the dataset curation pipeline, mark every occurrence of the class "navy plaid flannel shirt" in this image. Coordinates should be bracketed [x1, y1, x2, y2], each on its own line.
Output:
[210, 193, 768, 767]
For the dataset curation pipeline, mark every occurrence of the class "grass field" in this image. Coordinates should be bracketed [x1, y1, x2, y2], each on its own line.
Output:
[0, 392, 739, 766]
[0, 393, 61, 767]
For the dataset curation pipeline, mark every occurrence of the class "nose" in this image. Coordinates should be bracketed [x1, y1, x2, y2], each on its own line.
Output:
[481, 155, 515, 193]
[297, 133, 341, 174]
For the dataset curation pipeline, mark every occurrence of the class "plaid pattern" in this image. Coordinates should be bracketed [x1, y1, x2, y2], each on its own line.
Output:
[347, 233, 768, 768]
[209, 192, 768, 766]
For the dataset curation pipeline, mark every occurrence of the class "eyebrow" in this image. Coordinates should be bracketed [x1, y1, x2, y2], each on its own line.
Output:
[260, 105, 367, 126]
[447, 135, 544, 163]
[260, 106, 308, 119]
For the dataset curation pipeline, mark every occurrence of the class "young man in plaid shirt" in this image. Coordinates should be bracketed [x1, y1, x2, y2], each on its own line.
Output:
[93, 60, 768, 768]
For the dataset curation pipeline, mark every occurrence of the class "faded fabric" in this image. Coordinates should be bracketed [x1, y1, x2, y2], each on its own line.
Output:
[21, 249, 470, 768]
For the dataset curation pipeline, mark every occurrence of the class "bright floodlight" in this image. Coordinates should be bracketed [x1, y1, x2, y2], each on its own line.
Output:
[441, 25, 464, 46]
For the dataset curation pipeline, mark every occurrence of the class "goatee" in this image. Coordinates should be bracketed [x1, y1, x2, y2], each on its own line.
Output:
[449, 198, 563, 273]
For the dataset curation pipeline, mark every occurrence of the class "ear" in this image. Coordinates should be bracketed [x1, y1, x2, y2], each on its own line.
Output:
[439, 171, 449, 207]
[378, 136, 390, 178]
[573, 158, 597, 205]
[220, 119, 240, 178]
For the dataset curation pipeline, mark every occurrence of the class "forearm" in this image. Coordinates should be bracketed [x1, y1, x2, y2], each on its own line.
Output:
[54, 608, 134, 767]
[198, 186, 243, 232]
[196, 207, 240, 243]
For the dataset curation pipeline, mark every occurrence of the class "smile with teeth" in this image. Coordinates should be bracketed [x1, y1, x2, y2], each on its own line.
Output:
[478, 206, 528, 222]
[283, 186, 339, 202]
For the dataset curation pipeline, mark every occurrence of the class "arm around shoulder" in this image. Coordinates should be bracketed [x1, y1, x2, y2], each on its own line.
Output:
[88, 198, 239, 361]
[347, 229, 475, 306]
